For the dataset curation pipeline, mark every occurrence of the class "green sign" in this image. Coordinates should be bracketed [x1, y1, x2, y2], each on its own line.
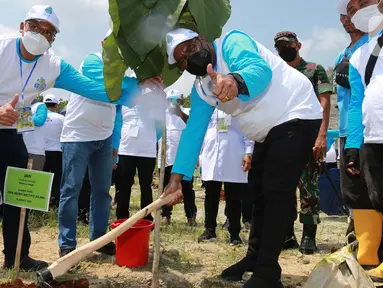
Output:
[4, 167, 53, 212]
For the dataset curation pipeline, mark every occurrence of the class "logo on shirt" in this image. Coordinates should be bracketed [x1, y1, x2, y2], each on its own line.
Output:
[45, 6, 53, 15]
[34, 77, 47, 91]
[166, 35, 173, 44]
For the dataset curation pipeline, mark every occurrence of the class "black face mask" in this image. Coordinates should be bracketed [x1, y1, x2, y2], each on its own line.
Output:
[334, 56, 350, 89]
[186, 41, 212, 76]
[279, 46, 298, 62]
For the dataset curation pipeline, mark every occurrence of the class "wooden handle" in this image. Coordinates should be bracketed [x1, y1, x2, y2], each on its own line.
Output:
[48, 191, 182, 280]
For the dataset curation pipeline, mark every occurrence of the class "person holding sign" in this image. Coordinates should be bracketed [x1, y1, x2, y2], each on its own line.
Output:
[163, 28, 323, 287]
[0, 5, 162, 271]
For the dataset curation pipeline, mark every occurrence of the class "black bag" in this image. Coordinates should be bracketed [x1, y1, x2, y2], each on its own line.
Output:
[335, 54, 351, 89]
[365, 35, 383, 86]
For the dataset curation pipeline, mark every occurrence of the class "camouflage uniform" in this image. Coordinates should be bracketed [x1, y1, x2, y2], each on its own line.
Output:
[296, 59, 333, 225]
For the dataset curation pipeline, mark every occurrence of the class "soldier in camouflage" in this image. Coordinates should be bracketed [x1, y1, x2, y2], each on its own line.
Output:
[274, 31, 333, 255]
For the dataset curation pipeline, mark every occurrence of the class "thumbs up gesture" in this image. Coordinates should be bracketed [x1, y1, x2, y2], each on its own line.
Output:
[0, 94, 20, 126]
[207, 64, 239, 103]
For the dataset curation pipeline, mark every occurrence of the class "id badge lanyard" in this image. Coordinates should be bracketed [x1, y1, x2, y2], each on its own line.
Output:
[19, 58, 38, 106]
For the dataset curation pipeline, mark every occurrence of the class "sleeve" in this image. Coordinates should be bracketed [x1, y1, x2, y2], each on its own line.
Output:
[345, 63, 365, 149]
[222, 31, 272, 102]
[326, 129, 340, 152]
[53, 56, 140, 107]
[33, 104, 48, 127]
[315, 64, 333, 95]
[112, 105, 123, 151]
[243, 136, 255, 154]
[171, 87, 215, 180]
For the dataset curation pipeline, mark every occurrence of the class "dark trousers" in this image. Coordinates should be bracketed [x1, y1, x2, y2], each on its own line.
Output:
[205, 181, 243, 236]
[246, 119, 321, 285]
[361, 144, 383, 212]
[43, 150, 62, 208]
[161, 165, 197, 219]
[0, 130, 30, 262]
[116, 155, 156, 220]
[78, 169, 91, 219]
[339, 137, 372, 209]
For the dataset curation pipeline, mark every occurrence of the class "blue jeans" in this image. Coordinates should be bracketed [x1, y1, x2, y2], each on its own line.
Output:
[58, 136, 113, 249]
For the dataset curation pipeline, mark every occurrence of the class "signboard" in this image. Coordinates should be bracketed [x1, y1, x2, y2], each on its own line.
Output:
[4, 167, 53, 212]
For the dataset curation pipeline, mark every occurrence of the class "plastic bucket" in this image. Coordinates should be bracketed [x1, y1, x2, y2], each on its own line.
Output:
[110, 219, 154, 268]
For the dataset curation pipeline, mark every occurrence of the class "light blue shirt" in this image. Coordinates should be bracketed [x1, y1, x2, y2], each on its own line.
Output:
[335, 34, 368, 138]
[172, 31, 272, 180]
[33, 102, 48, 127]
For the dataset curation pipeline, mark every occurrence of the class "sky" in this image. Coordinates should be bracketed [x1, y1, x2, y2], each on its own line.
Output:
[0, 0, 349, 100]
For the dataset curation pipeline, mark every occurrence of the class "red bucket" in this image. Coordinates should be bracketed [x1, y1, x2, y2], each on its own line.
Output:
[110, 219, 154, 268]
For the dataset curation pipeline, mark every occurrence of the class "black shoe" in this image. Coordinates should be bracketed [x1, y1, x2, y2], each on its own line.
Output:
[144, 214, 154, 222]
[230, 235, 243, 246]
[299, 224, 318, 255]
[97, 242, 116, 256]
[77, 214, 89, 225]
[222, 219, 230, 230]
[283, 234, 299, 250]
[3, 256, 48, 272]
[220, 256, 254, 282]
[243, 275, 284, 288]
[59, 247, 76, 258]
[197, 230, 217, 243]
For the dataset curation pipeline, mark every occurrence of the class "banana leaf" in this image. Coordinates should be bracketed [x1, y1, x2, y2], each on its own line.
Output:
[103, 0, 231, 101]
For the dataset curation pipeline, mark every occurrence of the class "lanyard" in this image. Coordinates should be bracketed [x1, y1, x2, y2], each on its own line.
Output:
[19, 58, 38, 106]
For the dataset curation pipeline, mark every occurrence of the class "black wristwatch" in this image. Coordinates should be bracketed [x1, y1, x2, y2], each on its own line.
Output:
[229, 73, 249, 95]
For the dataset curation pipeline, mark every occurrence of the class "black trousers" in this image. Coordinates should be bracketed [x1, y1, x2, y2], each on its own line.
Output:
[161, 165, 197, 219]
[0, 130, 30, 262]
[204, 181, 244, 236]
[246, 119, 321, 285]
[43, 150, 62, 208]
[116, 155, 156, 219]
[78, 169, 91, 219]
[339, 137, 372, 209]
[361, 144, 383, 212]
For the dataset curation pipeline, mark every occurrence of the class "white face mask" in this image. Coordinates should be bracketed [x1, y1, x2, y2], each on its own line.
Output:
[351, 1, 383, 33]
[21, 31, 51, 56]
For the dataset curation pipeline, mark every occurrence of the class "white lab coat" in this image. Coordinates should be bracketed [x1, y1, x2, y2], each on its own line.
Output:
[201, 110, 254, 183]
[158, 107, 188, 168]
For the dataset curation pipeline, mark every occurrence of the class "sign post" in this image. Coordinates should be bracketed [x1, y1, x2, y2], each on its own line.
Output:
[4, 161, 53, 276]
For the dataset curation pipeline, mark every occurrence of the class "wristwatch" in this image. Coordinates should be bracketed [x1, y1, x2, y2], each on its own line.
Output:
[229, 73, 249, 95]
[245, 153, 253, 158]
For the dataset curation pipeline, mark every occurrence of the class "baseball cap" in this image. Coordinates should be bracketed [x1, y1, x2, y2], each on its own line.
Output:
[166, 28, 198, 65]
[166, 89, 182, 99]
[43, 94, 58, 104]
[274, 31, 298, 45]
[25, 5, 60, 33]
[337, 0, 351, 15]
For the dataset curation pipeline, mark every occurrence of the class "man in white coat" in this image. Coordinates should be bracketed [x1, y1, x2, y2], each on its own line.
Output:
[42, 94, 64, 208]
[199, 109, 253, 245]
[158, 89, 197, 225]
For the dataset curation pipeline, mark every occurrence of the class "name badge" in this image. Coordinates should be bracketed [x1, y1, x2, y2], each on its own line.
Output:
[218, 115, 231, 132]
[16, 106, 35, 133]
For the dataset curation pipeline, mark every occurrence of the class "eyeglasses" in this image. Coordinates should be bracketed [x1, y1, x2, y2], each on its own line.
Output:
[26, 21, 56, 41]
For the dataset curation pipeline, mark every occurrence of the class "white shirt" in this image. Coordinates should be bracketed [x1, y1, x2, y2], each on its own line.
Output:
[201, 110, 254, 183]
[60, 53, 116, 143]
[44, 110, 64, 152]
[325, 143, 337, 164]
[23, 102, 46, 156]
[119, 105, 157, 158]
[0, 36, 61, 129]
[158, 107, 188, 168]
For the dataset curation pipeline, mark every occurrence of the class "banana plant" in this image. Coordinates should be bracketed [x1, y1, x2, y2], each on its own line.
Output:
[103, 0, 231, 101]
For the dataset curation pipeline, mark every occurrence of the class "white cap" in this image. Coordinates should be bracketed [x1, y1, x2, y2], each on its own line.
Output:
[337, 0, 351, 15]
[43, 94, 58, 104]
[25, 5, 60, 33]
[166, 28, 198, 65]
[104, 29, 112, 40]
[166, 89, 181, 99]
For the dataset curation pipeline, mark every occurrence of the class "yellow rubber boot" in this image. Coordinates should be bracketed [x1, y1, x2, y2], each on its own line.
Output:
[353, 209, 382, 266]
[367, 262, 383, 282]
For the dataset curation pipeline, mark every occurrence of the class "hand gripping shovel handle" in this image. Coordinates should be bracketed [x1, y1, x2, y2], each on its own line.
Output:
[36, 191, 182, 287]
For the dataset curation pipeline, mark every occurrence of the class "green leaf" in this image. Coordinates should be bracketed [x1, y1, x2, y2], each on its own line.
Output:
[140, 0, 159, 9]
[188, 0, 231, 42]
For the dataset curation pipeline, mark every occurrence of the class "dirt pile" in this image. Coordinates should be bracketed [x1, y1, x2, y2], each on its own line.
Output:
[0, 279, 91, 288]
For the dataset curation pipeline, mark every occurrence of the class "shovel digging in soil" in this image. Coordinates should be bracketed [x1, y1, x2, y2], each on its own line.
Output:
[33, 191, 182, 288]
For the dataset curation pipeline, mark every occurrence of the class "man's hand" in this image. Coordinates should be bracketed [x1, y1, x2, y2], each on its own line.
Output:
[207, 64, 238, 103]
[0, 94, 19, 126]
[161, 174, 184, 206]
[313, 134, 327, 160]
[242, 155, 252, 172]
[345, 148, 360, 175]
[138, 75, 164, 91]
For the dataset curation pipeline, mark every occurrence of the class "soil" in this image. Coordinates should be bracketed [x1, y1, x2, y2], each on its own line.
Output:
[0, 279, 91, 288]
